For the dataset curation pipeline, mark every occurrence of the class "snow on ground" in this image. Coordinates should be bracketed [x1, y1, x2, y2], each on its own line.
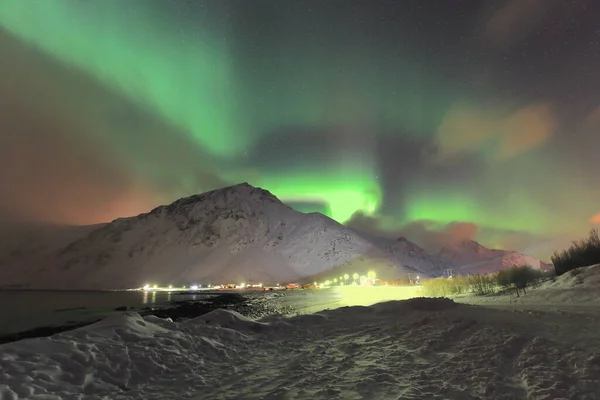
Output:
[454, 264, 600, 307]
[2, 298, 600, 400]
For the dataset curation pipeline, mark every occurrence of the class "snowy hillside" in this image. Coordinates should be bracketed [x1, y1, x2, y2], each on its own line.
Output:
[437, 239, 545, 274]
[0, 184, 550, 289]
[0, 222, 101, 266]
[377, 236, 451, 276]
[1, 298, 599, 399]
[457, 264, 600, 306]
[0, 184, 413, 289]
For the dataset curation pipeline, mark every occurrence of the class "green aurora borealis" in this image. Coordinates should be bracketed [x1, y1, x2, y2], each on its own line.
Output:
[1, 0, 600, 259]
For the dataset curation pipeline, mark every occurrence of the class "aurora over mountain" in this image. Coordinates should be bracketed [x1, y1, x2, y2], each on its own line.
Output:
[1, 0, 599, 259]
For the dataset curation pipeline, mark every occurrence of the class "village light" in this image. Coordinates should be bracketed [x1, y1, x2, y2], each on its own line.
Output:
[190, 285, 199, 290]
[143, 284, 150, 290]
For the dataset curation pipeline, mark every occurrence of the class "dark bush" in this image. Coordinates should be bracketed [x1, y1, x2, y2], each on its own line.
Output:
[551, 229, 600, 275]
[467, 274, 496, 295]
[495, 265, 543, 297]
[422, 266, 542, 298]
[421, 275, 496, 297]
[496, 269, 512, 291]
[421, 276, 471, 297]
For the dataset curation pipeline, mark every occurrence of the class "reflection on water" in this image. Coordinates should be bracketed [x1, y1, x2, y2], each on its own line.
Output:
[0, 289, 223, 334]
[139, 291, 206, 305]
[142, 290, 159, 305]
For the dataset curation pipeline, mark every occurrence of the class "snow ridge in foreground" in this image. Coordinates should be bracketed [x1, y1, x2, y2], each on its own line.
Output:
[1, 299, 599, 400]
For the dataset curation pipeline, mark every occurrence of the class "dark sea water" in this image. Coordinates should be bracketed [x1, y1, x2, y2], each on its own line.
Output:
[0, 290, 216, 335]
[0, 286, 399, 336]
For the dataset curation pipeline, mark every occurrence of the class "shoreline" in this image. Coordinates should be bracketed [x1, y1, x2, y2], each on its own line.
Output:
[0, 292, 296, 345]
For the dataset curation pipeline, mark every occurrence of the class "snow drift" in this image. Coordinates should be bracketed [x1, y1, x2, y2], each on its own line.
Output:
[1, 298, 599, 399]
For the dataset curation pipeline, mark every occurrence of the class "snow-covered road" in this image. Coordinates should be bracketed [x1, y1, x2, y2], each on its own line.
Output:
[2, 298, 599, 400]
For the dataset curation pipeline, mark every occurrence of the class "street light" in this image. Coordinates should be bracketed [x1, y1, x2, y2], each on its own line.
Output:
[367, 271, 376, 284]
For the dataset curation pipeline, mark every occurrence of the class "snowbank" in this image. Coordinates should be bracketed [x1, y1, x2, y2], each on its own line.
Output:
[455, 264, 600, 306]
[1, 300, 600, 399]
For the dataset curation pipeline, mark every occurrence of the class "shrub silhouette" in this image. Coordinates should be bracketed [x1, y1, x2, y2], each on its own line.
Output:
[421, 274, 495, 297]
[467, 274, 496, 295]
[506, 265, 542, 297]
[495, 266, 542, 297]
[551, 229, 600, 275]
[422, 266, 542, 298]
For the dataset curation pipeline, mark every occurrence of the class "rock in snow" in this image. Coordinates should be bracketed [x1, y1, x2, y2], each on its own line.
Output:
[1, 298, 599, 399]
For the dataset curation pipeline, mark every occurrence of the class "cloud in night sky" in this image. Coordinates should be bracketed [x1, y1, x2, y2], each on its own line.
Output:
[484, 0, 590, 47]
[1, 0, 600, 260]
[434, 101, 556, 162]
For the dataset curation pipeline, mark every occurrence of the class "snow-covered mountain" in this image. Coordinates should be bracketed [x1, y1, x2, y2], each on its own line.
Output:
[0, 184, 417, 289]
[375, 237, 451, 276]
[371, 237, 549, 277]
[0, 184, 551, 289]
[437, 239, 546, 274]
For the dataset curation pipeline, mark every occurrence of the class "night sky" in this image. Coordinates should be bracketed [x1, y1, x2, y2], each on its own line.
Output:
[1, 0, 599, 259]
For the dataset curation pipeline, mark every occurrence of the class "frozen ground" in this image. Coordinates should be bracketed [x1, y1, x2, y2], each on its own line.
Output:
[1, 297, 600, 400]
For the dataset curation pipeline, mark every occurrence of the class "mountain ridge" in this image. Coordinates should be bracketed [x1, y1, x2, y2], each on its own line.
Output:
[0, 183, 409, 289]
[0, 183, 550, 289]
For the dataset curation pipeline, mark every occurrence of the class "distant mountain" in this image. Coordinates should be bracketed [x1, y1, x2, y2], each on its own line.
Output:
[373, 237, 451, 276]
[0, 184, 418, 289]
[436, 239, 547, 275]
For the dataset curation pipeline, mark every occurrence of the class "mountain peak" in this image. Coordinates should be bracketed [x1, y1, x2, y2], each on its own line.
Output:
[457, 239, 483, 250]
[148, 182, 284, 217]
[440, 239, 484, 253]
